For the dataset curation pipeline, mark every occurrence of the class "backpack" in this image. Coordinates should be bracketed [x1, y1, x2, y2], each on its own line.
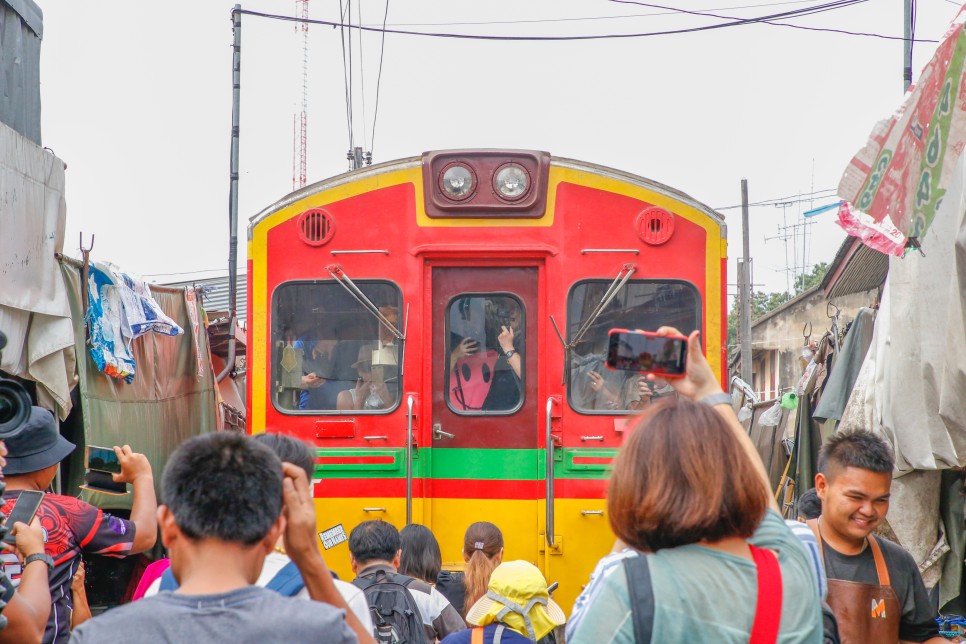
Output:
[352, 569, 429, 644]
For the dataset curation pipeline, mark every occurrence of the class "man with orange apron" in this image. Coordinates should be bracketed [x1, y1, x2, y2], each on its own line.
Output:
[812, 431, 944, 644]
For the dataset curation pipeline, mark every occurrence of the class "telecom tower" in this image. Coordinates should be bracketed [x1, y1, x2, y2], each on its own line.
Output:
[293, 0, 309, 190]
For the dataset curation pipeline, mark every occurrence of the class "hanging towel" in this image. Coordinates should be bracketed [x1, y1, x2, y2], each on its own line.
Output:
[86, 262, 183, 383]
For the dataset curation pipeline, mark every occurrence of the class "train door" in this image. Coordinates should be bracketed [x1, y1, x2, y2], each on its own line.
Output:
[429, 266, 540, 569]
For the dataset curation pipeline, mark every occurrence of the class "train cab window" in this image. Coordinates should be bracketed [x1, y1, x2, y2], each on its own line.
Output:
[567, 280, 700, 414]
[272, 280, 402, 414]
[446, 294, 525, 414]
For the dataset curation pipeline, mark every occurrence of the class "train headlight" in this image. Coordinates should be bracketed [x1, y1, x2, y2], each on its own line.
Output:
[494, 163, 530, 200]
[440, 164, 475, 201]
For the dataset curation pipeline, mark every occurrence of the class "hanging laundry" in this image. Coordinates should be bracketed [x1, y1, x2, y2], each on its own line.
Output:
[86, 262, 183, 383]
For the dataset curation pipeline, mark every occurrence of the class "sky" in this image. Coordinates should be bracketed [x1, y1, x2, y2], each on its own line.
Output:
[38, 0, 962, 296]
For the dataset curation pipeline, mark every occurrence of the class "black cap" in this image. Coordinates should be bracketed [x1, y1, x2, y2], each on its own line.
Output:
[3, 406, 76, 475]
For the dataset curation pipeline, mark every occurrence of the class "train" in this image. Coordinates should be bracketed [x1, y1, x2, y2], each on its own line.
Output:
[246, 149, 727, 611]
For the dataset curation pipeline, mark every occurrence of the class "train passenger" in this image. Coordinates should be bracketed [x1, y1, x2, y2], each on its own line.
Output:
[399, 524, 443, 587]
[349, 520, 465, 641]
[69, 432, 366, 643]
[567, 328, 823, 643]
[336, 346, 394, 411]
[441, 561, 566, 644]
[448, 297, 524, 412]
[296, 339, 341, 410]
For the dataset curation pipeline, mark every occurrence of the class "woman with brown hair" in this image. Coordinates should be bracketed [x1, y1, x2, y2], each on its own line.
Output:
[567, 328, 822, 643]
[435, 522, 504, 617]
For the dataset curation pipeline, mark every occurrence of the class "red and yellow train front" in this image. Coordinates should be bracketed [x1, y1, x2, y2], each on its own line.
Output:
[247, 150, 726, 613]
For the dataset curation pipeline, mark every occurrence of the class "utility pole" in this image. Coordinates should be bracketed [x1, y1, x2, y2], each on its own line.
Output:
[740, 179, 753, 386]
[903, 0, 913, 92]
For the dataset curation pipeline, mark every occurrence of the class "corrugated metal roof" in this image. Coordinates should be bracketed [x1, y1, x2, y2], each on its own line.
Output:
[161, 274, 247, 322]
[821, 237, 889, 299]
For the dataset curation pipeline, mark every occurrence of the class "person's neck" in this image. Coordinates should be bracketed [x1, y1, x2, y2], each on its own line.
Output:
[358, 559, 395, 573]
[3, 475, 43, 491]
[699, 535, 752, 560]
[818, 518, 867, 556]
[173, 539, 266, 595]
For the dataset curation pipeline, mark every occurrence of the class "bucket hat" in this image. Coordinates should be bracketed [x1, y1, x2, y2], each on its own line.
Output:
[465, 560, 566, 641]
[4, 406, 76, 475]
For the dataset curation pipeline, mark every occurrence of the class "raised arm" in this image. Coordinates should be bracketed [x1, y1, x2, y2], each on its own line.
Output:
[112, 446, 158, 552]
[658, 328, 780, 514]
[0, 520, 51, 644]
[280, 463, 375, 644]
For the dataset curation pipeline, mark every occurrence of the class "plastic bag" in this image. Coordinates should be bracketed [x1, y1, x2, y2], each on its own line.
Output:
[759, 401, 784, 427]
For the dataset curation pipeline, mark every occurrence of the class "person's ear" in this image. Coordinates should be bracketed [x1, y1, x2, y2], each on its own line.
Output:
[815, 473, 828, 501]
[158, 505, 179, 549]
[262, 515, 285, 554]
[494, 547, 504, 565]
[350, 553, 360, 574]
[393, 549, 401, 569]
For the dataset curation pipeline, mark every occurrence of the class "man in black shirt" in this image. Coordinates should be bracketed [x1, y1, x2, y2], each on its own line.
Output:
[813, 431, 943, 644]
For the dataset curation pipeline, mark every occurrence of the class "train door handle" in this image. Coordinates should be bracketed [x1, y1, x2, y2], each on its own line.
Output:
[432, 424, 456, 440]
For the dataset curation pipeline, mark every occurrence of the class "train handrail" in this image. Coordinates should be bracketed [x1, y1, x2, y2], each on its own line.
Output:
[406, 394, 415, 525]
[545, 396, 556, 547]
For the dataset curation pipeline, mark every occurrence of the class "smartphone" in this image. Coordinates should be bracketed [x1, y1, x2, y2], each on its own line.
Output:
[2, 490, 44, 545]
[87, 445, 122, 474]
[606, 328, 688, 378]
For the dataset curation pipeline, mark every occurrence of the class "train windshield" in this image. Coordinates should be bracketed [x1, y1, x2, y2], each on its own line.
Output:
[567, 280, 701, 413]
[271, 280, 402, 414]
[446, 293, 525, 414]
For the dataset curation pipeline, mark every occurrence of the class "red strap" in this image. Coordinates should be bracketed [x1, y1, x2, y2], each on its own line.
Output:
[748, 545, 783, 644]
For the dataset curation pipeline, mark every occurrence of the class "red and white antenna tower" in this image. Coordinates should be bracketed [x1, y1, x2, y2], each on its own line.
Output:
[293, 0, 309, 190]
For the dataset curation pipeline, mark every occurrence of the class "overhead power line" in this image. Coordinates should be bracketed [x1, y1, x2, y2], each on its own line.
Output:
[235, 2, 938, 43]
[715, 188, 837, 210]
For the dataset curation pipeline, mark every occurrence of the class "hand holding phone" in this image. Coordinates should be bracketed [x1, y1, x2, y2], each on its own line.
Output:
[2, 490, 44, 546]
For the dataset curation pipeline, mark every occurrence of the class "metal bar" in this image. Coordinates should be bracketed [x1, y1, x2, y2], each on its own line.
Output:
[325, 265, 405, 340]
[363, 435, 388, 441]
[569, 264, 636, 349]
[362, 507, 386, 512]
[406, 395, 414, 525]
[580, 436, 605, 441]
[545, 397, 556, 547]
[580, 249, 639, 255]
[330, 249, 390, 255]
[581, 510, 605, 516]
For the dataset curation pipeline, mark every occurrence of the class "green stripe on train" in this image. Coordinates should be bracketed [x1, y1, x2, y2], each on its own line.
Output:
[313, 447, 618, 480]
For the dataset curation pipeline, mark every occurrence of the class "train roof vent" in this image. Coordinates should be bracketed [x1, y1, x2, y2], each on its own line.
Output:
[297, 209, 335, 247]
[637, 207, 674, 245]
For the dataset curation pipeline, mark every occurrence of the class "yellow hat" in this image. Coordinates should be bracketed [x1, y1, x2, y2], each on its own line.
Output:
[464, 561, 566, 641]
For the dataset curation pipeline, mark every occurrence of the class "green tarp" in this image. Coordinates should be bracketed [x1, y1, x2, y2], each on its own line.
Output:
[60, 260, 218, 509]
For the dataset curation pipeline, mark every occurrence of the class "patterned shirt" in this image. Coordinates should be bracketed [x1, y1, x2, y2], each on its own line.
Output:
[1, 490, 137, 644]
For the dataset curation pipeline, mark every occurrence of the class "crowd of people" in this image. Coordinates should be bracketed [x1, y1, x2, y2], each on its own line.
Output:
[0, 325, 951, 643]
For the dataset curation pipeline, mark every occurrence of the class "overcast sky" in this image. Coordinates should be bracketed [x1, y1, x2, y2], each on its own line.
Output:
[39, 0, 960, 295]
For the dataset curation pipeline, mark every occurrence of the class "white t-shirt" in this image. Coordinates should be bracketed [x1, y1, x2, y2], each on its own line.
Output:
[144, 552, 374, 634]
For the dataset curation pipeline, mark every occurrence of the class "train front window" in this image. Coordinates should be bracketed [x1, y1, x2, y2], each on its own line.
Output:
[272, 280, 402, 414]
[567, 280, 700, 414]
[446, 294, 525, 414]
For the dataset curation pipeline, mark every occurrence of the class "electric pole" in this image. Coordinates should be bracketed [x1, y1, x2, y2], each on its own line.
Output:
[740, 179, 753, 386]
[903, 0, 913, 92]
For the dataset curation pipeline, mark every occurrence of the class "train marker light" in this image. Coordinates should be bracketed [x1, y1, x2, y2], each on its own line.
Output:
[494, 163, 530, 200]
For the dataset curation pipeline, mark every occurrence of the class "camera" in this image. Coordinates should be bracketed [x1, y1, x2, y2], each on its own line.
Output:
[0, 331, 31, 440]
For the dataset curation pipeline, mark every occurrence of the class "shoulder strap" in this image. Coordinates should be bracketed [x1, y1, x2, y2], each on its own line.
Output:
[494, 623, 506, 644]
[471, 627, 485, 644]
[265, 560, 305, 596]
[866, 535, 890, 586]
[748, 545, 783, 644]
[622, 554, 654, 644]
[159, 567, 179, 592]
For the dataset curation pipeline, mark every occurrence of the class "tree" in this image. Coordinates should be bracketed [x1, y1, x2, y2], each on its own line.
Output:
[727, 262, 829, 353]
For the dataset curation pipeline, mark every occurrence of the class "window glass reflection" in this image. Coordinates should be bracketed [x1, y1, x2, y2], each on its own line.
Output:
[567, 281, 700, 413]
[447, 295, 525, 414]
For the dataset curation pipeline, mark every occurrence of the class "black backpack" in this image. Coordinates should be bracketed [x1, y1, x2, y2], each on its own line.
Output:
[352, 569, 429, 644]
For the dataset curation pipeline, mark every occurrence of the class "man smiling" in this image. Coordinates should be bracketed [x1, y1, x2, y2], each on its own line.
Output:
[811, 431, 943, 644]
